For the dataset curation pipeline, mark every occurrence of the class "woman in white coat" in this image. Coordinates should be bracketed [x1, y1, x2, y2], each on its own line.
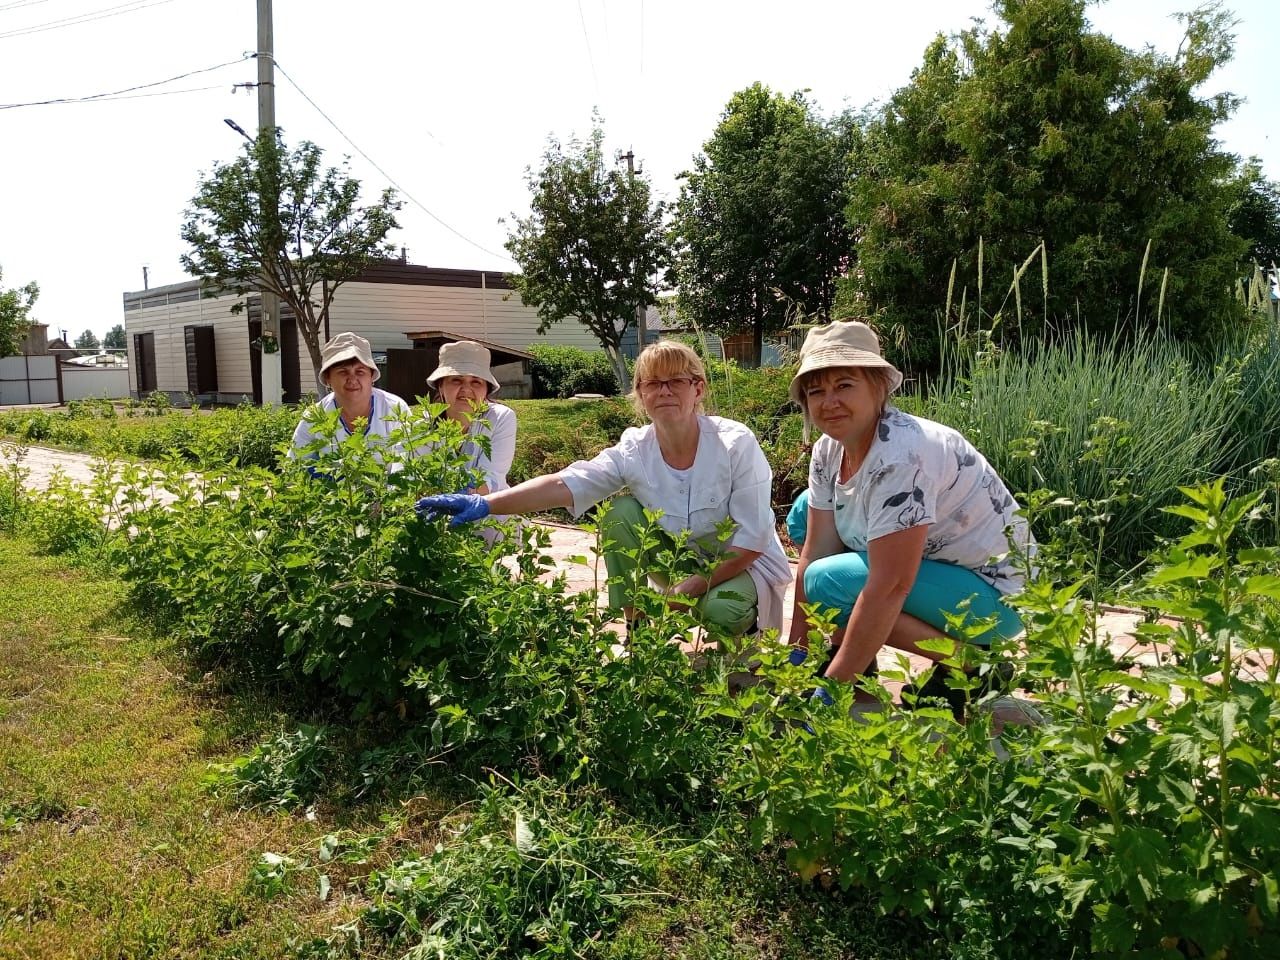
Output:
[416, 340, 791, 636]
[424, 340, 517, 495]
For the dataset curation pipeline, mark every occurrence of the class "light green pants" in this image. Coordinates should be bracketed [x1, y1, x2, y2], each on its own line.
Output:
[600, 495, 758, 636]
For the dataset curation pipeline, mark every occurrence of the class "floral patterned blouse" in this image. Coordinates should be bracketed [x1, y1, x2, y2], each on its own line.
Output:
[807, 406, 1034, 595]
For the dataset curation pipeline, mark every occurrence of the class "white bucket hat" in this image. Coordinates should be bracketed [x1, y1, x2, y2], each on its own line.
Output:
[427, 340, 501, 396]
[319, 332, 380, 382]
[788, 320, 903, 410]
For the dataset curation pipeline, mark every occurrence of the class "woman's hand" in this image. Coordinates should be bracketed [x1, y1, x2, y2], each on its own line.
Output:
[665, 574, 708, 610]
[415, 493, 490, 526]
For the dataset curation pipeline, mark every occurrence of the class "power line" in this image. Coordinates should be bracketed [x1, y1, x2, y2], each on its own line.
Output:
[272, 59, 516, 266]
[576, 0, 599, 96]
[0, 0, 52, 13]
[0, 0, 176, 40]
[0, 55, 251, 109]
[77, 83, 223, 103]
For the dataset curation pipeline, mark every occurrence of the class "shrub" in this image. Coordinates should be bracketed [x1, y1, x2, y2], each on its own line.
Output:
[528, 344, 620, 398]
[725, 481, 1280, 958]
[506, 398, 637, 484]
[0, 439, 27, 531]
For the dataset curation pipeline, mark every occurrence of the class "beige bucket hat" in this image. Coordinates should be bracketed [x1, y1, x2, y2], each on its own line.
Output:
[319, 332, 380, 382]
[788, 320, 903, 409]
[427, 340, 501, 395]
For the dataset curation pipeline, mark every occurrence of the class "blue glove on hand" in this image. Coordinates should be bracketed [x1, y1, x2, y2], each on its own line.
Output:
[788, 647, 809, 667]
[415, 493, 491, 527]
[810, 685, 834, 707]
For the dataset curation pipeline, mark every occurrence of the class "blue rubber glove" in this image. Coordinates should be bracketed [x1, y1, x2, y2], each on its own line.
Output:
[810, 685, 834, 706]
[415, 493, 491, 527]
[788, 647, 809, 667]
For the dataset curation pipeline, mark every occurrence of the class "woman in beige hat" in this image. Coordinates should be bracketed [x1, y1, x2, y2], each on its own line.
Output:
[416, 340, 791, 637]
[291, 332, 411, 465]
[786, 320, 1034, 711]
[423, 340, 517, 495]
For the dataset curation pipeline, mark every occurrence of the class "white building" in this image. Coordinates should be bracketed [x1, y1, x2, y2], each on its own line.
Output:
[122, 261, 604, 403]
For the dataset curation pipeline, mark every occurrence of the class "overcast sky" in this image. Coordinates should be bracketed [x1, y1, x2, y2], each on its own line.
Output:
[1, 0, 1275, 345]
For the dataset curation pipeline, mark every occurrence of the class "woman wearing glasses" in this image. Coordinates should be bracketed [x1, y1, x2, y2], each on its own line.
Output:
[415, 340, 791, 637]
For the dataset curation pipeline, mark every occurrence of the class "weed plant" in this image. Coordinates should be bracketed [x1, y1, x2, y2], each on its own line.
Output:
[362, 780, 664, 958]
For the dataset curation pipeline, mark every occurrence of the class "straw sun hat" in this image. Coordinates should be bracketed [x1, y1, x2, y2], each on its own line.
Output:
[426, 340, 501, 395]
[787, 320, 903, 410]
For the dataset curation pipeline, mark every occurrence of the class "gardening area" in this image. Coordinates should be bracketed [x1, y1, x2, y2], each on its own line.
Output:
[3, 315, 1280, 959]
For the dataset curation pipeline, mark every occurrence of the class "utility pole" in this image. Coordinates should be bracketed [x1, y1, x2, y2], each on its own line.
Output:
[256, 0, 283, 406]
[622, 148, 647, 351]
[142, 266, 149, 290]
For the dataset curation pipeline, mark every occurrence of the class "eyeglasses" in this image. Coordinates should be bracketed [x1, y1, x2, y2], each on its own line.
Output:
[637, 376, 700, 396]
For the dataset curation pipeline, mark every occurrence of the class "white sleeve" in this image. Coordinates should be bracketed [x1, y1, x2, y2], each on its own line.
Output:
[478, 405, 517, 488]
[289, 402, 328, 458]
[288, 419, 311, 458]
[807, 436, 839, 511]
[725, 434, 777, 554]
[557, 433, 635, 517]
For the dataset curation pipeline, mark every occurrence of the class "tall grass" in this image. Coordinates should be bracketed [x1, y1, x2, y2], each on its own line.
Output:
[926, 330, 1249, 582]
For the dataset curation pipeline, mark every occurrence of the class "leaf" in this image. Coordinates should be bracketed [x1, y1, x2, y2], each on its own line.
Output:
[1243, 575, 1280, 600]
[1148, 555, 1216, 583]
[318, 873, 331, 901]
[334, 614, 354, 628]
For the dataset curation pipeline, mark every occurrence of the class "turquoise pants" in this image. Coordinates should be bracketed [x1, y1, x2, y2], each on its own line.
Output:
[600, 495, 758, 636]
[788, 490, 1023, 644]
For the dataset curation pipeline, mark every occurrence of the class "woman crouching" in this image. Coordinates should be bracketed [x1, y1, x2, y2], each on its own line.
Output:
[786, 320, 1034, 709]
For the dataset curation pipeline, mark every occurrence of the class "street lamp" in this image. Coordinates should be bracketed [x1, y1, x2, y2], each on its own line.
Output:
[223, 118, 252, 141]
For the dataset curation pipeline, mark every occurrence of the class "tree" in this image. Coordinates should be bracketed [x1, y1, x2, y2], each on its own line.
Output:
[103, 323, 126, 351]
[181, 130, 402, 383]
[848, 0, 1248, 373]
[505, 119, 670, 393]
[0, 265, 39, 358]
[673, 83, 853, 365]
[1226, 158, 1280, 269]
[74, 330, 100, 352]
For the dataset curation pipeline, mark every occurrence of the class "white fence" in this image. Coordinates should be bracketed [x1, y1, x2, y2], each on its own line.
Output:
[0, 355, 59, 404]
[61, 365, 130, 401]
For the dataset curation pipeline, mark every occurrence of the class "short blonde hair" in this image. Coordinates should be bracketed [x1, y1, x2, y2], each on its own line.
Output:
[629, 340, 707, 416]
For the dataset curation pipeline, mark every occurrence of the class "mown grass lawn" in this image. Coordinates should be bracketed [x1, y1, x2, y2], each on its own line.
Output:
[0, 537, 363, 959]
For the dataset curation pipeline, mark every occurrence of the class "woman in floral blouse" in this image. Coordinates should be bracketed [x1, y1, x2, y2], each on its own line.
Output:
[785, 320, 1034, 704]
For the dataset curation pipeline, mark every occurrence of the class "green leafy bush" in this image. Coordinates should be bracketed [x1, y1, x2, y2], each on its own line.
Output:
[0, 402, 297, 470]
[0, 439, 26, 531]
[1011, 480, 1280, 957]
[528, 344, 620, 398]
[118, 410, 505, 714]
[506, 397, 637, 484]
[724, 480, 1280, 958]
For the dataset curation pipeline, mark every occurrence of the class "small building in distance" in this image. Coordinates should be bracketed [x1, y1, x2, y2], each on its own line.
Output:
[122, 260, 606, 404]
